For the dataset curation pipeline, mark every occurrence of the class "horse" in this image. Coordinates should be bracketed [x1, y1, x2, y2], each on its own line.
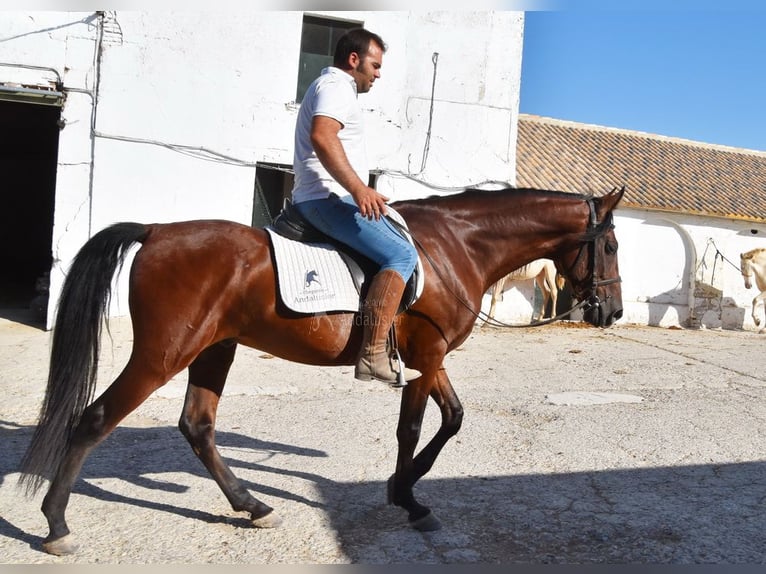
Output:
[18, 186, 625, 555]
[740, 248, 766, 331]
[485, 258, 566, 324]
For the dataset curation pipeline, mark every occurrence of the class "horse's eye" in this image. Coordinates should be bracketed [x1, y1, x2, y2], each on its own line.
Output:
[605, 242, 618, 255]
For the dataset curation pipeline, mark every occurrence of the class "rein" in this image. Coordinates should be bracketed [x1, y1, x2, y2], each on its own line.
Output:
[389, 197, 620, 329]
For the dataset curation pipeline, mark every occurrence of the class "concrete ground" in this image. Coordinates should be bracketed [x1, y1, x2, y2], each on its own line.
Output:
[1, 312, 766, 564]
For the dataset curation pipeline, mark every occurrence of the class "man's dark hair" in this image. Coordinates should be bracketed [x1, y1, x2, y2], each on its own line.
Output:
[333, 28, 386, 69]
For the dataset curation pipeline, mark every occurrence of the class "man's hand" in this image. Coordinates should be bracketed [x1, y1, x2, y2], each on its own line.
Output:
[351, 186, 389, 220]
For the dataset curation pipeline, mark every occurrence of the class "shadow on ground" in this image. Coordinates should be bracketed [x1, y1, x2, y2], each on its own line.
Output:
[2, 422, 764, 563]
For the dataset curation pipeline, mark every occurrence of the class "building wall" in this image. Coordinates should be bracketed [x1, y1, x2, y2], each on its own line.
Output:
[15, 12, 762, 334]
[0, 11, 525, 327]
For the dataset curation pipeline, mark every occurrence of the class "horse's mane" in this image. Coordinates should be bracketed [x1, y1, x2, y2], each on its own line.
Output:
[394, 186, 591, 208]
[393, 187, 602, 244]
[464, 186, 591, 201]
[742, 247, 766, 258]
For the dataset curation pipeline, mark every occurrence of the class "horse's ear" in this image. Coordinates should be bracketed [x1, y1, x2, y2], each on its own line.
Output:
[596, 185, 625, 218]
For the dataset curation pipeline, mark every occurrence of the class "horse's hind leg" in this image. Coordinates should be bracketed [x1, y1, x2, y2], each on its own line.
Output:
[40, 364, 170, 555]
[179, 340, 281, 528]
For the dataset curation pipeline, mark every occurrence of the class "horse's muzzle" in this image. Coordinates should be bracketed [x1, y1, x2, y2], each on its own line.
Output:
[603, 307, 623, 327]
[583, 293, 623, 328]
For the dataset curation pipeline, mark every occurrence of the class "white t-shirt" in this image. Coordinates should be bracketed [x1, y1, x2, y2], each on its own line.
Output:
[292, 67, 368, 203]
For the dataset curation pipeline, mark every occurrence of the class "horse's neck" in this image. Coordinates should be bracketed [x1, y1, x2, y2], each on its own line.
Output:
[752, 253, 766, 291]
[403, 190, 587, 292]
[468, 199, 585, 288]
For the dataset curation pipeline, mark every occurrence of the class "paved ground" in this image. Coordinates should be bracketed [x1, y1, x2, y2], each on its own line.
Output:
[1, 311, 766, 564]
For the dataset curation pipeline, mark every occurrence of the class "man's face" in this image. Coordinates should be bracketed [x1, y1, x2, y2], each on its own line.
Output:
[349, 41, 383, 94]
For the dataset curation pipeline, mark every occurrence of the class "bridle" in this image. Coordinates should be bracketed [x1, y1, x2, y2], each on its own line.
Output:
[559, 198, 622, 317]
[742, 263, 753, 288]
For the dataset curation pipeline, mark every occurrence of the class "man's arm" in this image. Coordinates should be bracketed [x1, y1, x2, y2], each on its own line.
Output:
[310, 115, 389, 220]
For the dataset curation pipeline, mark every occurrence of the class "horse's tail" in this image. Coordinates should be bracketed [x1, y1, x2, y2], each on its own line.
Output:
[18, 222, 149, 496]
[555, 273, 566, 291]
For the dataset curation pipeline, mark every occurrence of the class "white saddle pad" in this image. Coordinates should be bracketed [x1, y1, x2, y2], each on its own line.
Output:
[266, 228, 361, 313]
[266, 207, 425, 315]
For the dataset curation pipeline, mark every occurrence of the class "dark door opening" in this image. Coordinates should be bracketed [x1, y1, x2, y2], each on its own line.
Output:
[251, 163, 383, 229]
[0, 99, 60, 325]
[253, 163, 294, 227]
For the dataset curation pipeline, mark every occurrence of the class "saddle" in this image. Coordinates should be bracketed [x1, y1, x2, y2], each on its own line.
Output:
[268, 199, 422, 314]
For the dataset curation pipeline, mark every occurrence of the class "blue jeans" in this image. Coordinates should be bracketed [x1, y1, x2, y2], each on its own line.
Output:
[294, 194, 418, 282]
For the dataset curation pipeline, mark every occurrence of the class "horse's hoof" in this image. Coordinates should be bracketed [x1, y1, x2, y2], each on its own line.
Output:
[252, 510, 282, 528]
[410, 511, 442, 532]
[42, 533, 78, 556]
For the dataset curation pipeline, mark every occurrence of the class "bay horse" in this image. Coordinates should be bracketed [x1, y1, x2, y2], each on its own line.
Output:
[18, 186, 624, 555]
[740, 248, 766, 331]
[485, 258, 566, 324]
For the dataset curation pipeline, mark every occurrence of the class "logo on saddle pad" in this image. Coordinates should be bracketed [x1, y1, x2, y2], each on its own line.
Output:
[295, 268, 337, 306]
[305, 269, 321, 288]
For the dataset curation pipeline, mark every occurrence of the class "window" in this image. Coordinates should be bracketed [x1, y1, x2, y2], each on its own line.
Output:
[296, 14, 360, 103]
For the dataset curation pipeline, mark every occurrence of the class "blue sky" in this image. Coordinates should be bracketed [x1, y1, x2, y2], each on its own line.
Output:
[519, 8, 765, 151]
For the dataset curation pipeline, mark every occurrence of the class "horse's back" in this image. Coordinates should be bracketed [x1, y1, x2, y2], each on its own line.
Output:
[506, 258, 550, 282]
[145, 219, 266, 245]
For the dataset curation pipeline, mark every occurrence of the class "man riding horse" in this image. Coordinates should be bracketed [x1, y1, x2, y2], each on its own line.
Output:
[290, 27, 420, 386]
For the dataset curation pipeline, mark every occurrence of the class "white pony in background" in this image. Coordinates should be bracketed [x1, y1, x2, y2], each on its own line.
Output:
[485, 258, 566, 324]
[740, 248, 766, 332]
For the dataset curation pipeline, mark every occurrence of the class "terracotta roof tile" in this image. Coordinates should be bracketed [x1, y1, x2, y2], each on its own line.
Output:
[516, 114, 766, 223]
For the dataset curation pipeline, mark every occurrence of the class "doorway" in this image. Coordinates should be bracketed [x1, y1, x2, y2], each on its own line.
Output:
[0, 99, 60, 325]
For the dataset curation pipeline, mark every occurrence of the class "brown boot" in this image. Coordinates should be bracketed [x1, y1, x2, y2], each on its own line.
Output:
[355, 269, 422, 385]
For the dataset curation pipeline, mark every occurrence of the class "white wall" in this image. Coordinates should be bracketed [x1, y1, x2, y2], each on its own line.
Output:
[16, 11, 765, 334]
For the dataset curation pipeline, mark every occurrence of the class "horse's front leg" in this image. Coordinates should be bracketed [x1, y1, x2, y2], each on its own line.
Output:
[179, 340, 281, 528]
[389, 365, 463, 531]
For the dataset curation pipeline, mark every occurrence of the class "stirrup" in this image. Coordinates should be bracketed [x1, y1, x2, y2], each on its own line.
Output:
[391, 349, 408, 388]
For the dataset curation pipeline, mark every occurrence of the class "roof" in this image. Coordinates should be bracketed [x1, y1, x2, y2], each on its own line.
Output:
[516, 114, 766, 223]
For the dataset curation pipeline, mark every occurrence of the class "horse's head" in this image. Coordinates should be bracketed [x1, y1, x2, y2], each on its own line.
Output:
[555, 187, 625, 328]
[740, 249, 766, 290]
